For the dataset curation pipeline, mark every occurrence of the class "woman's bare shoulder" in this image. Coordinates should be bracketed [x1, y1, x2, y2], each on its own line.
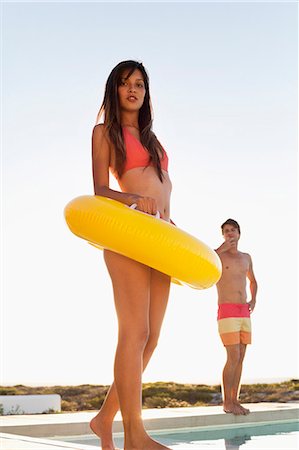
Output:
[92, 124, 112, 162]
[92, 123, 109, 140]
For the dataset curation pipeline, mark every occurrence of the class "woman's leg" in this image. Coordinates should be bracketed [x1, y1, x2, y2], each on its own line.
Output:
[92, 251, 170, 450]
[91, 264, 170, 449]
[144, 268, 171, 365]
[91, 268, 170, 438]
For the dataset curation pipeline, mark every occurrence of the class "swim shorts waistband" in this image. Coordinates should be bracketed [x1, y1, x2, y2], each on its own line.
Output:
[217, 303, 250, 320]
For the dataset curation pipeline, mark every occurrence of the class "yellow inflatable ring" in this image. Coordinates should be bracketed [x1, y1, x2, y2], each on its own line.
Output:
[64, 195, 221, 289]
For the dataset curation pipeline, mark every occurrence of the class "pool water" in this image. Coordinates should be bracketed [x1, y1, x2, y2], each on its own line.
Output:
[59, 421, 299, 449]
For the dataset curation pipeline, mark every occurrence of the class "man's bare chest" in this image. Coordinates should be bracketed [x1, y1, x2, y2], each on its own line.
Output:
[221, 254, 249, 275]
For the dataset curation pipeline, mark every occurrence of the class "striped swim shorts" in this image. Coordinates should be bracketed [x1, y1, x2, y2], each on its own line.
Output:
[217, 303, 251, 346]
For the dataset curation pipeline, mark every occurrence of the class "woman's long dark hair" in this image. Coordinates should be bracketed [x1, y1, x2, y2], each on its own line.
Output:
[97, 60, 165, 181]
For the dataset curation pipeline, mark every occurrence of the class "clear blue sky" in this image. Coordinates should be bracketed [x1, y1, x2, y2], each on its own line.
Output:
[2, 2, 298, 386]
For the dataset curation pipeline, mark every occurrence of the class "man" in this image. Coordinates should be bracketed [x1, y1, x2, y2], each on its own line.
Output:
[215, 219, 258, 415]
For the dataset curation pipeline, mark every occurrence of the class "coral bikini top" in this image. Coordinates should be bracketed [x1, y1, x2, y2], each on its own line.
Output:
[122, 127, 168, 175]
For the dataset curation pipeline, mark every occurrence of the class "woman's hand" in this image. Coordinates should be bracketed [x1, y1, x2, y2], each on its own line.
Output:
[130, 195, 158, 216]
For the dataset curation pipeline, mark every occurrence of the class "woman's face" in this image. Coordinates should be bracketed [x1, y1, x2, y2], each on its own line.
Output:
[118, 68, 146, 112]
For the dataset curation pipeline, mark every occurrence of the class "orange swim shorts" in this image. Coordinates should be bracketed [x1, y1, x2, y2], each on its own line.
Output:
[217, 303, 251, 346]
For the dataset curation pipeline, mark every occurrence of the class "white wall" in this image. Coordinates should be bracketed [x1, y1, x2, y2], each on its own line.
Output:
[0, 395, 61, 415]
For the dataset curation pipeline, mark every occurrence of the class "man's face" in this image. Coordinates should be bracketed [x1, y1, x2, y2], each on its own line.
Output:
[222, 224, 240, 242]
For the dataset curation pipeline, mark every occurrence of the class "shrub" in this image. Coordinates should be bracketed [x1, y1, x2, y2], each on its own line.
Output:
[144, 396, 176, 408]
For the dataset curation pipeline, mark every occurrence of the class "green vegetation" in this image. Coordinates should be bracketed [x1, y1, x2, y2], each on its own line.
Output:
[239, 379, 299, 403]
[0, 380, 297, 412]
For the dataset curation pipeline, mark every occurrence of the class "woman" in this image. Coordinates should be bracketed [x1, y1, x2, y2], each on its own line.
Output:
[90, 60, 172, 450]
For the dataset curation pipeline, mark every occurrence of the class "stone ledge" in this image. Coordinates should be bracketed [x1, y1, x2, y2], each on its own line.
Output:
[0, 403, 298, 437]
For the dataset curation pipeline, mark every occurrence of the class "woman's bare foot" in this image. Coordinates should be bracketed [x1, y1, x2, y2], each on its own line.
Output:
[90, 413, 118, 450]
[125, 435, 170, 450]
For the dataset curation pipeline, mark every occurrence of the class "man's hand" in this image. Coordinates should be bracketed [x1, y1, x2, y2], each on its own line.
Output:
[216, 238, 237, 254]
[248, 299, 256, 313]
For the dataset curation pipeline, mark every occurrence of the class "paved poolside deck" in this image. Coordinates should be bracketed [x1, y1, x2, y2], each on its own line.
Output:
[1, 402, 298, 450]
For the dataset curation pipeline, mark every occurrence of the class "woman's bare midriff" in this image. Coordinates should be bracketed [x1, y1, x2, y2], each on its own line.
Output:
[118, 166, 172, 220]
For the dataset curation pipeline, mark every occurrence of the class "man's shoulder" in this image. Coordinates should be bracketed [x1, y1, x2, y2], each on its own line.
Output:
[239, 251, 252, 260]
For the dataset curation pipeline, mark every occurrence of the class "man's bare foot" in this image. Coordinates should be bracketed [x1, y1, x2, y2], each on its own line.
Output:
[223, 402, 246, 415]
[90, 414, 118, 450]
[234, 401, 250, 415]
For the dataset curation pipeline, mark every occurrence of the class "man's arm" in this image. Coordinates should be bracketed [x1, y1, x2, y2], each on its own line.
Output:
[247, 255, 258, 312]
[215, 238, 236, 255]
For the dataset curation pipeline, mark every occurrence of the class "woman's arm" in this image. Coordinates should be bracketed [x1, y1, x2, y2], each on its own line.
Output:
[92, 124, 138, 205]
[92, 124, 158, 215]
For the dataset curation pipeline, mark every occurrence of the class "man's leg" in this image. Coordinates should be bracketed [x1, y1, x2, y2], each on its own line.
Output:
[231, 344, 250, 414]
[222, 344, 246, 415]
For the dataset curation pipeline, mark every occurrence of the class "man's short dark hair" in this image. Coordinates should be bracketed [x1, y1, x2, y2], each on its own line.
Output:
[221, 218, 241, 234]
